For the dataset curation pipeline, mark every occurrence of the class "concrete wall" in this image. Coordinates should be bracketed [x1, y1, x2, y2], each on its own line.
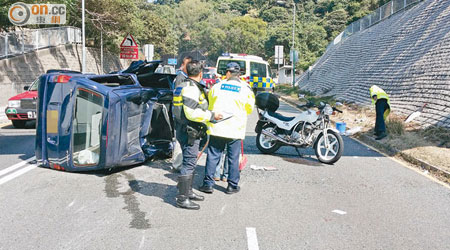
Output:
[0, 44, 125, 107]
[298, 0, 450, 128]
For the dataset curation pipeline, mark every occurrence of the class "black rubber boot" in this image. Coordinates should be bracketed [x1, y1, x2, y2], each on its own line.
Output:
[188, 175, 204, 201]
[176, 175, 200, 210]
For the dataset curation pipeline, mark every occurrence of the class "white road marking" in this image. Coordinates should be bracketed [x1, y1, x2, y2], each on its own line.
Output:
[0, 164, 37, 185]
[246, 227, 259, 250]
[0, 156, 35, 178]
[332, 209, 347, 215]
[139, 234, 146, 249]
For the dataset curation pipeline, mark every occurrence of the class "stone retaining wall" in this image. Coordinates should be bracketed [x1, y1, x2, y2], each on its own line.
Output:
[0, 44, 125, 107]
[298, 0, 450, 127]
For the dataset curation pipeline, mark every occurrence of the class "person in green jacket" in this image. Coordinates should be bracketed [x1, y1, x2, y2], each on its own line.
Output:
[370, 85, 391, 140]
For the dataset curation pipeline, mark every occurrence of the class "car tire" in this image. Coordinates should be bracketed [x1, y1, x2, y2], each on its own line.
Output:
[12, 120, 27, 128]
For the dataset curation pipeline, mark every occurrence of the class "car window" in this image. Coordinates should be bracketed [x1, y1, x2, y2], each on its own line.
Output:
[250, 62, 267, 78]
[217, 60, 246, 75]
[72, 88, 103, 166]
[29, 78, 40, 91]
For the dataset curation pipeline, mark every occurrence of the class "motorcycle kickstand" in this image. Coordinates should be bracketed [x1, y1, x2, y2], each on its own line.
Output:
[294, 147, 303, 158]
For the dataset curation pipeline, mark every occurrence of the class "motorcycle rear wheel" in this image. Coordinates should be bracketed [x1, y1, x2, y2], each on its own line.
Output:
[314, 130, 343, 164]
[256, 125, 281, 154]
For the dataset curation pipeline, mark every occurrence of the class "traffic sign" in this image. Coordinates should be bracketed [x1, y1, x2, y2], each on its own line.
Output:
[144, 44, 154, 61]
[290, 49, 299, 63]
[168, 58, 177, 65]
[120, 34, 138, 59]
[120, 34, 138, 47]
[275, 45, 284, 65]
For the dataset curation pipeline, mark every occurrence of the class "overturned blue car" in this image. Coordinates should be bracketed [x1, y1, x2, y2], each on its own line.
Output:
[35, 61, 176, 172]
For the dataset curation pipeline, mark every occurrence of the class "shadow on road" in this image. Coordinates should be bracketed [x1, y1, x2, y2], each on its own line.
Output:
[129, 179, 177, 207]
[130, 163, 206, 207]
[242, 134, 381, 164]
[1, 121, 36, 129]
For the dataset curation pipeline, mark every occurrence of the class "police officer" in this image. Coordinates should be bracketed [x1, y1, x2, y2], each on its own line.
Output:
[370, 85, 391, 140]
[171, 56, 193, 172]
[173, 60, 222, 210]
[199, 62, 255, 194]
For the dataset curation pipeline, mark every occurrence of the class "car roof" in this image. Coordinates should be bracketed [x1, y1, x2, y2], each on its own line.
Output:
[46, 69, 82, 74]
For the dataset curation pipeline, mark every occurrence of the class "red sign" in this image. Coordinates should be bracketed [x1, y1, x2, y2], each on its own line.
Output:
[120, 34, 138, 59]
[120, 47, 139, 59]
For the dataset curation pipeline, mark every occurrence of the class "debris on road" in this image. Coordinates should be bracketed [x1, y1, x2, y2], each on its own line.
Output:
[345, 126, 362, 136]
[332, 210, 347, 215]
[250, 165, 278, 171]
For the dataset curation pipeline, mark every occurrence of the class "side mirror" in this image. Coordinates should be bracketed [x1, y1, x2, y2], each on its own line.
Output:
[24, 86, 30, 91]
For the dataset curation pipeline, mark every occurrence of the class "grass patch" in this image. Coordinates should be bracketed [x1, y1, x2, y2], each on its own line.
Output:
[421, 126, 450, 147]
[387, 118, 405, 135]
[275, 85, 299, 98]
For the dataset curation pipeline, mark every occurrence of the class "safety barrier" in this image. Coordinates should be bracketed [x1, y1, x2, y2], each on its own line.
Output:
[0, 26, 81, 59]
[329, 0, 422, 48]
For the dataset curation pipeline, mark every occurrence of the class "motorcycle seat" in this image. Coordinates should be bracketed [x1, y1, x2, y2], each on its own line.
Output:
[267, 111, 295, 122]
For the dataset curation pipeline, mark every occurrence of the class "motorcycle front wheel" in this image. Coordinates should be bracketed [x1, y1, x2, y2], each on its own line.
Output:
[256, 125, 281, 154]
[314, 130, 343, 164]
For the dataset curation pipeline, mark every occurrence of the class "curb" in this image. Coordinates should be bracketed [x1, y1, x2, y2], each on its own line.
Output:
[358, 134, 450, 180]
[276, 93, 450, 182]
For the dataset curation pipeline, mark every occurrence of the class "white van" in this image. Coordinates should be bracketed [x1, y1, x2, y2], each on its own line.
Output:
[216, 53, 274, 92]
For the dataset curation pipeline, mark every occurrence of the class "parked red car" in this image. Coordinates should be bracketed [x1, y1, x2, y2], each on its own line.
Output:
[202, 73, 217, 89]
[5, 69, 81, 128]
[5, 78, 38, 128]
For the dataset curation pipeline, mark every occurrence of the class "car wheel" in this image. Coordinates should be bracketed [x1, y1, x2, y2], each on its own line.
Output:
[12, 120, 27, 128]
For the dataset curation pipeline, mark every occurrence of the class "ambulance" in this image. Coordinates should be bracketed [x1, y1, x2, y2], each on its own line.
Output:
[215, 53, 275, 93]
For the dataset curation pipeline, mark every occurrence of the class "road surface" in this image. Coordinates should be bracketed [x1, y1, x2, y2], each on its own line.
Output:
[0, 101, 449, 250]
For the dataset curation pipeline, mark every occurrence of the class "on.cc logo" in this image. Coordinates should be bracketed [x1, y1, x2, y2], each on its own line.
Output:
[8, 2, 30, 26]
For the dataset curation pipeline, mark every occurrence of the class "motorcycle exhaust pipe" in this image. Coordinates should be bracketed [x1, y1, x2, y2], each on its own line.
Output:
[261, 130, 303, 147]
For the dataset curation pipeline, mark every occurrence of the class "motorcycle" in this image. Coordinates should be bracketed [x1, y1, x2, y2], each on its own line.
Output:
[254, 93, 344, 164]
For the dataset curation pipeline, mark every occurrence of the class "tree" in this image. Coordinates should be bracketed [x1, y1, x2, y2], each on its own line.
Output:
[223, 16, 267, 55]
[259, 7, 290, 23]
[324, 8, 348, 39]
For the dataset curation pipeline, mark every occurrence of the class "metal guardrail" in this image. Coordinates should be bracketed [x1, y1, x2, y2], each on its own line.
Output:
[328, 0, 422, 49]
[0, 26, 81, 59]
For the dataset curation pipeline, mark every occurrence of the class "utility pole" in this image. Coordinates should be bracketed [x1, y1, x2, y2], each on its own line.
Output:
[82, 0, 86, 73]
[100, 31, 103, 74]
[292, 2, 296, 87]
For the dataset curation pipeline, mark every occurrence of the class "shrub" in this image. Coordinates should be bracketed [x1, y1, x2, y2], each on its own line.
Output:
[386, 118, 405, 135]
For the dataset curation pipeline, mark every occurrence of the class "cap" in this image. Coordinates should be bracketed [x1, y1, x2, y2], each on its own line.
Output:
[226, 62, 240, 73]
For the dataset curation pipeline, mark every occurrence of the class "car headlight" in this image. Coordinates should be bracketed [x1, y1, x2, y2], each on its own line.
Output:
[8, 100, 20, 108]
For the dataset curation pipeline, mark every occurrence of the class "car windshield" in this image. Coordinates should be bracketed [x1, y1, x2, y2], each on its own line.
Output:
[203, 73, 213, 79]
[217, 60, 246, 75]
[250, 62, 267, 77]
[29, 78, 40, 91]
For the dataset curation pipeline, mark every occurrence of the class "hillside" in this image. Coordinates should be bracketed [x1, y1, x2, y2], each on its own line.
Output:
[298, 0, 450, 128]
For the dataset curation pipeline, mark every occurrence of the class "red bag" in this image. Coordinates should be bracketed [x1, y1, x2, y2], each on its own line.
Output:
[239, 140, 247, 171]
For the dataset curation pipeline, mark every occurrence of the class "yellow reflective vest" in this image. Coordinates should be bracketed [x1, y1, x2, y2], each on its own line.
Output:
[370, 85, 391, 120]
[207, 77, 255, 139]
[173, 79, 213, 124]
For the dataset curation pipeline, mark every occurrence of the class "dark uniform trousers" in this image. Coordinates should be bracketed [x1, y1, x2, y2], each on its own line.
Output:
[175, 122, 200, 175]
[375, 98, 389, 135]
[204, 136, 241, 188]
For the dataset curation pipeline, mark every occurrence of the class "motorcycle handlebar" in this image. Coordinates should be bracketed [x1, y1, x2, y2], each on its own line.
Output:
[333, 107, 343, 113]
